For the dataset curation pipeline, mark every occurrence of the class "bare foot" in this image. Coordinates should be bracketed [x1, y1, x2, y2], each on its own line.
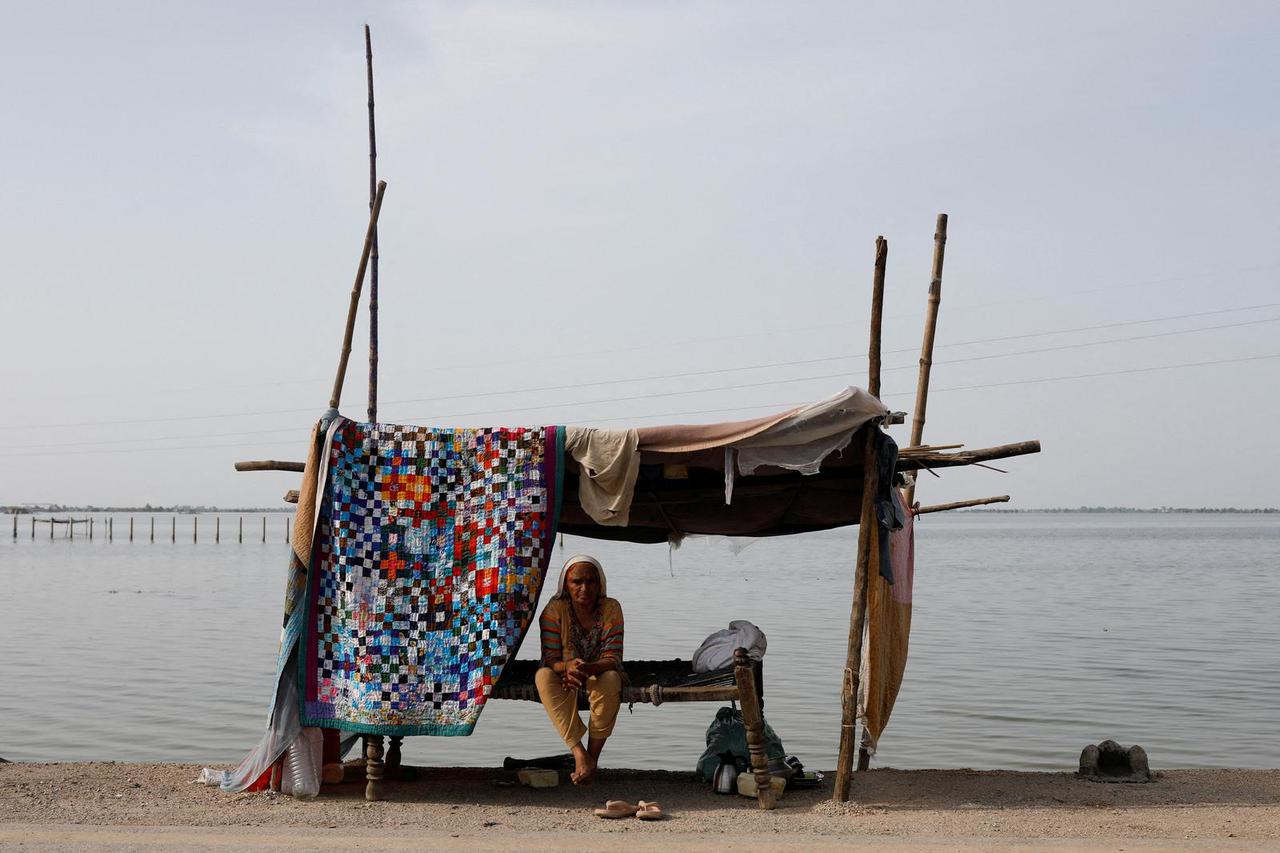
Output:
[570, 751, 596, 785]
[570, 746, 594, 785]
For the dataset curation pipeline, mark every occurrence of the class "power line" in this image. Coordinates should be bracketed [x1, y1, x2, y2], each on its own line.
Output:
[3, 350, 1277, 459]
[906, 352, 1280, 396]
[6, 300, 1279, 434]
[6, 310, 1278, 450]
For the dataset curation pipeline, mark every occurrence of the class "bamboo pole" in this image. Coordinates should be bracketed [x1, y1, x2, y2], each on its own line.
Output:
[365, 24, 380, 424]
[898, 440, 1040, 470]
[905, 213, 948, 508]
[329, 180, 388, 412]
[855, 236, 887, 772]
[868, 237, 887, 399]
[917, 495, 1010, 515]
[835, 237, 889, 802]
[834, 429, 878, 802]
[234, 461, 305, 473]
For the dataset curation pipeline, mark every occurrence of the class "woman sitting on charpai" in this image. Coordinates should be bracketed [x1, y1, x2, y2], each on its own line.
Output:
[535, 554, 623, 784]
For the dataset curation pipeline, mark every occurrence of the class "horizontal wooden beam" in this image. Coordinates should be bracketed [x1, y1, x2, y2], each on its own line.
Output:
[916, 495, 1009, 514]
[234, 460, 305, 473]
[900, 440, 1040, 470]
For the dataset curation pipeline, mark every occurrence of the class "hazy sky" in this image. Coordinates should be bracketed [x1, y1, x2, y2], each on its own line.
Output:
[1, 1, 1277, 509]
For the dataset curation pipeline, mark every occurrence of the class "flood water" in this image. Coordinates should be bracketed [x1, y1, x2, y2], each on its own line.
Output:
[1, 512, 1277, 772]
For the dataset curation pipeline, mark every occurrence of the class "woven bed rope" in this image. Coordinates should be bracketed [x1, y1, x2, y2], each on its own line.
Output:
[299, 419, 564, 736]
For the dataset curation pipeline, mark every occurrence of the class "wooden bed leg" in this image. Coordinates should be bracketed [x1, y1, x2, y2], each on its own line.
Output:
[857, 734, 872, 771]
[365, 735, 385, 801]
[734, 647, 776, 810]
[386, 736, 403, 777]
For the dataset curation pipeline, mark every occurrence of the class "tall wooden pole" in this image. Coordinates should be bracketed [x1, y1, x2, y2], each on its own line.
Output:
[905, 213, 948, 507]
[855, 236, 887, 772]
[834, 237, 888, 802]
[329, 180, 387, 412]
[365, 24, 380, 424]
[868, 237, 887, 398]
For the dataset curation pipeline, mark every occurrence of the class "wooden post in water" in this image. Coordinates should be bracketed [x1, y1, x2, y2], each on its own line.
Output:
[171, 516, 176, 543]
[194, 516, 198, 544]
[834, 236, 888, 803]
[239, 516, 243, 543]
[285, 517, 291, 543]
[31, 516, 36, 539]
[109, 517, 113, 542]
[151, 516, 155, 543]
[11, 514, 15, 539]
[89, 518, 93, 540]
[71, 519, 75, 540]
[216, 516, 220, 544]
[905, 214, 948, 508]
[130, 517, 134, 542]
[262, 516, 267, 543]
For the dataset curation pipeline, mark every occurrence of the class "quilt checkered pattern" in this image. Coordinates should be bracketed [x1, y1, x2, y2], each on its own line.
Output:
[299, 419, 563, 736]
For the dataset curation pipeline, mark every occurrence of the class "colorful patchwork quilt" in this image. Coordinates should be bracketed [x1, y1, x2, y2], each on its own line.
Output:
[299, 420, 563, 736]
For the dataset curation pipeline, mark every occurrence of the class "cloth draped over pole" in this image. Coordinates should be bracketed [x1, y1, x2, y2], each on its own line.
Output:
[214, 421, 326, 792]
[299, 419, 564, 736]
[858, 504, 914, 755]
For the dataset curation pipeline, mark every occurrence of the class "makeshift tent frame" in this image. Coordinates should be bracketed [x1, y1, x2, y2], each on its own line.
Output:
[236, 187, 1040, 809]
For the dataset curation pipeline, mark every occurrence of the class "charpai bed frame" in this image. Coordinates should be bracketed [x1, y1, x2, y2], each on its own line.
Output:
[363, 647, 776, 808]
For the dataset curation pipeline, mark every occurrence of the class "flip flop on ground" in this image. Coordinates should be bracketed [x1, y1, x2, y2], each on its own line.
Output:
[635, 801, 664, 820]
[593, 800, 638, 819]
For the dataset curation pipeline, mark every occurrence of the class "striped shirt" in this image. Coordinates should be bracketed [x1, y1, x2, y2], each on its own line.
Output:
[539, 597, 624, 667]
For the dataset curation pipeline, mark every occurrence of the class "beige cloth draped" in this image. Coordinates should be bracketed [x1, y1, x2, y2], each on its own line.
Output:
[565, 427, 641, 526]
[860, 505, 915, 751]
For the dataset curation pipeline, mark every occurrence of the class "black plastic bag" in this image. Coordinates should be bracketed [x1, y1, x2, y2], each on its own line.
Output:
[695, 706, 786, 783]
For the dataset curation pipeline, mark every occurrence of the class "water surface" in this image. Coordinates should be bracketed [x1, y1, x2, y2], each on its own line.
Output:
[1, 512, 1276, 771]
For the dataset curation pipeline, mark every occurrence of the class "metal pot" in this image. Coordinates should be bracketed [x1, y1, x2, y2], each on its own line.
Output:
[713, 760, 739, 794]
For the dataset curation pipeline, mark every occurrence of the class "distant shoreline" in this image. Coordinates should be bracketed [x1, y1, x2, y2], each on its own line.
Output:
[959, 506, 1279, 514]
[2, 505, 294, 514]
[2, 504, 1276, 515]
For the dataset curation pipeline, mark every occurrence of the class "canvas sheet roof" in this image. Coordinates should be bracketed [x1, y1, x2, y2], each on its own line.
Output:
[561, 387, 888, 543]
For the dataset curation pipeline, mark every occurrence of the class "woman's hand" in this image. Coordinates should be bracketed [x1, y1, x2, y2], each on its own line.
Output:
[562, 658, 587, 689]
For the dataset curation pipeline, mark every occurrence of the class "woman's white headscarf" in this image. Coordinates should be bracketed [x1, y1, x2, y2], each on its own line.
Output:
[555, 554, 606, 599]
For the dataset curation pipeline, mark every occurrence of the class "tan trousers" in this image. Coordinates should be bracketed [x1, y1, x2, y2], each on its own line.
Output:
[534, 667, 622, 748]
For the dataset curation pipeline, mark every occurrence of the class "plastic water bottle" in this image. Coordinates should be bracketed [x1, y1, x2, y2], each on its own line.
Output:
[284, 728, 323, 799]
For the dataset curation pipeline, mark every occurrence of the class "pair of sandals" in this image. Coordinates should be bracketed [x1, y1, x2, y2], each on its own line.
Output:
[593, 799, 664, 820]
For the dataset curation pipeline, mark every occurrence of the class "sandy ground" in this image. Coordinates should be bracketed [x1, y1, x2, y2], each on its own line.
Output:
[1, 762, 1278, 851]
